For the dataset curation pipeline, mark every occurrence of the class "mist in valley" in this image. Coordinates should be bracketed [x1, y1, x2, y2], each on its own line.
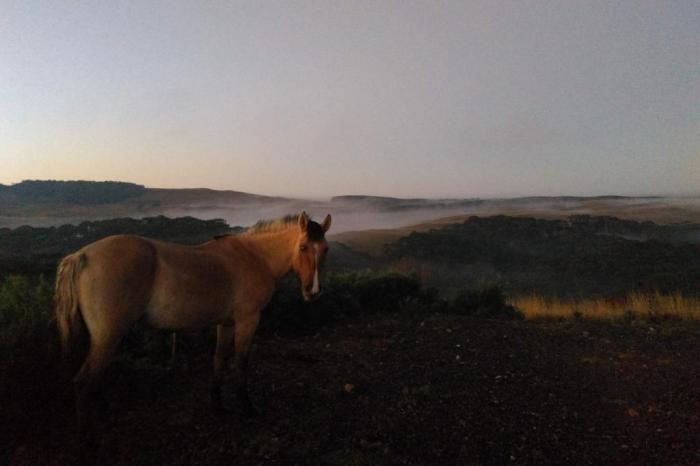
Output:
[155, 195, 700, 236]
[3, 194, 700, 238]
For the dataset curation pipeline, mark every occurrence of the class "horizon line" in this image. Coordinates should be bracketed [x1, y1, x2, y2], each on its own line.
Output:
[1, 178, 698, 201]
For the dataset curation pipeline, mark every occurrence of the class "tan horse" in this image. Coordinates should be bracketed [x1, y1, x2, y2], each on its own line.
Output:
[55, 212, 331, 429]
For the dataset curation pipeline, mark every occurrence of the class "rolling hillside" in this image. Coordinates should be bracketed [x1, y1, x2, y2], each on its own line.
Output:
[0, 180, 288, 228]
[2, 180, 700, 234]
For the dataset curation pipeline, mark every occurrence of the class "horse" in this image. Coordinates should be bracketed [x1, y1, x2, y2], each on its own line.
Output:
[55, 211, 331, 430]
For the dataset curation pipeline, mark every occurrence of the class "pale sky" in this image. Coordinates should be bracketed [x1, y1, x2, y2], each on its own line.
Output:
[1, 1, 698, 199]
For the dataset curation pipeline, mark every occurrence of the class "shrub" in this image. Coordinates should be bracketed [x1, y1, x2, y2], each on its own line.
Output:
[0, 274, 60, 419]
[347, 272, 423, 312]
[0, 275, 54, 352]
[259, 272, 439, 333]
[449, 284, 524, 320]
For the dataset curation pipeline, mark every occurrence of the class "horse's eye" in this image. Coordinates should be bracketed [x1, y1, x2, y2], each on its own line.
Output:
[300, 245, 307, 252]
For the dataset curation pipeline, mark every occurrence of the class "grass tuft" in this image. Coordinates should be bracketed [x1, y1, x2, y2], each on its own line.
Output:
[511, 292, 700, 321]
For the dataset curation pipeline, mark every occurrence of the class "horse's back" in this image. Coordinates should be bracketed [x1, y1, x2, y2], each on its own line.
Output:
[80, 234, 159, 280]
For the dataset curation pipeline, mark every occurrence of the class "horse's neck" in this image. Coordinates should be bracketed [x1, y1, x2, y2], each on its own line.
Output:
[242, 229, 297, 279]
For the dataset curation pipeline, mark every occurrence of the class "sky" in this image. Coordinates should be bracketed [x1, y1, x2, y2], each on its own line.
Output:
[1, 1, 698, 199]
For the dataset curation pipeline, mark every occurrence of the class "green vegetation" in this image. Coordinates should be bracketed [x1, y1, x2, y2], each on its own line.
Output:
[449, 284, 524, 320]
[0, 274, 58, 402]
[260, 272, 446, 333]
[0, 275, 53, 350]
[0, 215, 238, 275]
[387, 215, 700, 298]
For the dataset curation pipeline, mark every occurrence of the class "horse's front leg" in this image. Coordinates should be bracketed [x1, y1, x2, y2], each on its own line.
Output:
[211, 324, 234, 414]
[233, 312, 261, 416]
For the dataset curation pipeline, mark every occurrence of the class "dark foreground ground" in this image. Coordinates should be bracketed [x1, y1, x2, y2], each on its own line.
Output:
[3, 314, 700, 466]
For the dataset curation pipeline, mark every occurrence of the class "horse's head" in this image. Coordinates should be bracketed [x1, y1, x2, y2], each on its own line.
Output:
[292, 212, 331, 301]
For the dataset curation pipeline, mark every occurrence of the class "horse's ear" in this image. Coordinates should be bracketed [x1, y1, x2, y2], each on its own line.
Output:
[298, 211, 309, 232]
[321, 214, 332, 232]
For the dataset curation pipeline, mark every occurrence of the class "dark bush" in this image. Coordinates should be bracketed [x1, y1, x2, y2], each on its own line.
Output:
[0, 216, 236, 276]
[387, 215, 700, 298]
[259, 272, 438, 333]
[0, 275, 55, 352]
[349, 272, 423, 312]
[449, 284, 524, 320]
[0, 275, 61, 425]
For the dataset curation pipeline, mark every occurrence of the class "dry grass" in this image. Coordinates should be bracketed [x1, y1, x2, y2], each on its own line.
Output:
[511, 292, 700, 321]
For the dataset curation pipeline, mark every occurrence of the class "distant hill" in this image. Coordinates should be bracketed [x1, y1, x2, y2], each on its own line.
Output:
[0, 180, 147, 205]
[331, 195, 482, 212]
[2, 180, 699, 232]
[0, 180, 281, 206]
[329, 194, 667, 213]
[0, 180, 287, 222]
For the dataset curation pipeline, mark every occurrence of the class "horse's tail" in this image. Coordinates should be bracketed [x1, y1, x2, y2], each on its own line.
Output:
[55, 252, 87, 358]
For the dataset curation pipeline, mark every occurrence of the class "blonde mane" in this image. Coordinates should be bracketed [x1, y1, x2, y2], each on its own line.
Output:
[245, 213, 302, 236]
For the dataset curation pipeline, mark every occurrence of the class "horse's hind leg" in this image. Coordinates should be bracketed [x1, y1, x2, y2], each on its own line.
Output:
[73, 334, 122, 434]
[211, 324, 234, 413]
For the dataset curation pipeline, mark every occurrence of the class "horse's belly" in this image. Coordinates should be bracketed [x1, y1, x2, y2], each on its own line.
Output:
[145, 288, 232, 329]
[145, 253, 235, 329]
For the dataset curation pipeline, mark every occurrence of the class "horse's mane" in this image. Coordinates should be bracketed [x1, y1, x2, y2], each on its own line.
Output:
[213, 213, 325, 240]
[242, 212, 326, 240]
[245, 213, 302, 236]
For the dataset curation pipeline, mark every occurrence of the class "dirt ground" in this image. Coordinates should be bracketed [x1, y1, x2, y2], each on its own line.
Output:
[3, 314, 700, 466]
